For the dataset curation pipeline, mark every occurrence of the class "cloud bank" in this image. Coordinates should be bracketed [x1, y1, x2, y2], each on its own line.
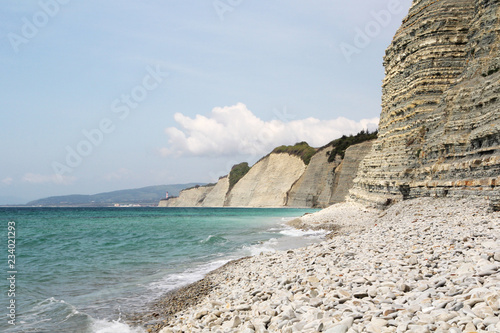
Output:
[161, 103, 379, 157]
[22, 173, 76, 185]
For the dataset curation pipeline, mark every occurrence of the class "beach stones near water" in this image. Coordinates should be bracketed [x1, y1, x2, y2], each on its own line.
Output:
[150, 198, 500, 333]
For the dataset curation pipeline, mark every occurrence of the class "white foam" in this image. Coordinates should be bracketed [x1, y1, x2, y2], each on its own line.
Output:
[92, 319, 145, 333]
[242, 238, 279, 256]
[279, 228, 328, 238]
[148, 259, 230, 293]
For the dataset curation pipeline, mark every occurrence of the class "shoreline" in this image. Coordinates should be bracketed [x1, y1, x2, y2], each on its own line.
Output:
[133, 197, 500, 332]
[126, 257, 252, 332]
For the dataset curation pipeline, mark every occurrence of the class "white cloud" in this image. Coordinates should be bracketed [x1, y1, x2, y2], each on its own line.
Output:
[2, 177, 13, 185]
[103, 168, 132, 181]
[22, 173, 76, 185]
[161, 103, 378, 157]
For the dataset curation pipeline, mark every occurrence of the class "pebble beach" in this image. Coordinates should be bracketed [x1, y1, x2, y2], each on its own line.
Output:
[139, 197, 500, 333]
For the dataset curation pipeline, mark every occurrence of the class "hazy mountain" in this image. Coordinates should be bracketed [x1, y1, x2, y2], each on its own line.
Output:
[26, 184, 204, 207]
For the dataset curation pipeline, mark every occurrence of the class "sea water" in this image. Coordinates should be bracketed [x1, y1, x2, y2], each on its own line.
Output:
[0, 207, 324, 333]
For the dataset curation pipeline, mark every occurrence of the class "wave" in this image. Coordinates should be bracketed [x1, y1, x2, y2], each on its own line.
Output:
[2, 297, 86, 333]
[92, 319, 145, 333]
[147, 259, 230, 294]
[241, 238, 279, 256]
[199, 234, 228, 244]
[279, 227, 328, 238]
[0, 296, 146, 333]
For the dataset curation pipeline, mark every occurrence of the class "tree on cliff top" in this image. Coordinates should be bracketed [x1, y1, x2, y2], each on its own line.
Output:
[271, 141, 317, 165]
[228, 162, 251, 190]
[323, 129, 378, 162]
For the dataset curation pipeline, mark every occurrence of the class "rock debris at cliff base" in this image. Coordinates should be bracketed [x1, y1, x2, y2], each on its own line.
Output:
[145, 197, 500, 333]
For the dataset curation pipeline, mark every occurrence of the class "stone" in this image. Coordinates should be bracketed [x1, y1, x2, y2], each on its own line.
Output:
[483, 316, 500, 327]
[463, 322, 477, 332]
[472, 304, 494, 319]
[325, 317, 353, 333]
[477, 264, 499, 277]
[409, 256, 419, 265]
[399, 283, 412, 292]
[193, 310, 208, 320]
[324, 324, 349, 333]
[235, 304, 252, 311]
[159, 328, 174, 333]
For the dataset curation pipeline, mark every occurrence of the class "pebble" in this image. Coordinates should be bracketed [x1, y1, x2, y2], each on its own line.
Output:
[149, 198, 500, 333]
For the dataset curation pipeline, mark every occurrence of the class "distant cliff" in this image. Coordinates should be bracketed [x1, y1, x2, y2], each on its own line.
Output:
[159, 185, 214, 207]
[351, 0, 500, 207]
[159, 137, 374, 208]
[225, 153, 306, 207]
[286, 140, 374, 207]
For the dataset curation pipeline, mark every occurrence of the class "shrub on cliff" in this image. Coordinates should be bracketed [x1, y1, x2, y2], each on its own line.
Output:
[271, 141, 317, 165]
[228, 162, 251, 190]
[324, 129, 378, 162]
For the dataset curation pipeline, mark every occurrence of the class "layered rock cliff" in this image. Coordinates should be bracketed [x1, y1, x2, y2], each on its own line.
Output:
[351, 0, 500, 207]
[225, 153, 306, 207]
[158, 185, 214, 207]
[202, 177, 229, 207]
[160, 153, 306, 208]
[160, 139, 374, 208]
[285, 141, 374, 207]
[330, 141, 374, 204]
[285, 147, 338, 208]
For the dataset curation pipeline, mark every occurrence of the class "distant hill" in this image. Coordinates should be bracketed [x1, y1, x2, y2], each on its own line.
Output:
[26, 184, 204, 207]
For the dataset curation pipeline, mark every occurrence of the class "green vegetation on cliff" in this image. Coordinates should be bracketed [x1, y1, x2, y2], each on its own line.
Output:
[272, 142, 317, 165]
[323, 130, 378, 162]
[228, 162, 251, 190]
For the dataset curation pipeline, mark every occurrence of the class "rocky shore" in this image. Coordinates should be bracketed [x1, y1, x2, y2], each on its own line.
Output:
[140, 197, 499, 332]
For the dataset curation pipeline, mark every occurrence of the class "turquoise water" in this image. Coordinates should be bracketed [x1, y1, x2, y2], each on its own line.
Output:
[0, 207, 322, 333]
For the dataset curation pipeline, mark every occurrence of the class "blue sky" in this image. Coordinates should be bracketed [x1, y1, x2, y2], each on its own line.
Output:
[0, 0, 412, 204]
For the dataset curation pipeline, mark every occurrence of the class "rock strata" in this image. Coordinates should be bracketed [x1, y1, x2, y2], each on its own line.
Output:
[159, 185, 214, 207]
[351, 0, 500, 207]
[151, 197, 500, 333]
[225, 153, 306, 207]
[329, 141, 373, 205]
[286, 147, 339, 208]
[160, 141, 373, 208]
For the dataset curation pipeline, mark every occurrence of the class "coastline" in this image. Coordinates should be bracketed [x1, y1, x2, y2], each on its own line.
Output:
[127, 257, 251, 332]
[134, 197, 500, 332]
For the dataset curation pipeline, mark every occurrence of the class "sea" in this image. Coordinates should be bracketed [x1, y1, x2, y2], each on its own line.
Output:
[0, 207, 325, 333]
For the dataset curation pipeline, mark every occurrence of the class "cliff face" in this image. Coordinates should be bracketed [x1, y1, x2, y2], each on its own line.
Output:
[284, 143, 373, 208]
[351, 0, 500, 206]
[286, 147, 338, 208]
[160, 185, 214, 207]
[225, 153, 306, 207]
[330, 141, 374, 204]
[202, 177, 229, 207]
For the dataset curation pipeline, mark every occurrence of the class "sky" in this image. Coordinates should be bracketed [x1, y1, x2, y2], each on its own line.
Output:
[0, 0, 412, 204]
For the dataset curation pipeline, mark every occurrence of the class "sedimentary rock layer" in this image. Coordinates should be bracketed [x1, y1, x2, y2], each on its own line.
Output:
[159, 185, 214, 207]
[351, 0, 500, 206]
[160, 141, 374, 208]
[330, 141, 374, 204]
[225, 153, 306, 207]
[202, 176, 229, 207]
[286, 147, 338, 208]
